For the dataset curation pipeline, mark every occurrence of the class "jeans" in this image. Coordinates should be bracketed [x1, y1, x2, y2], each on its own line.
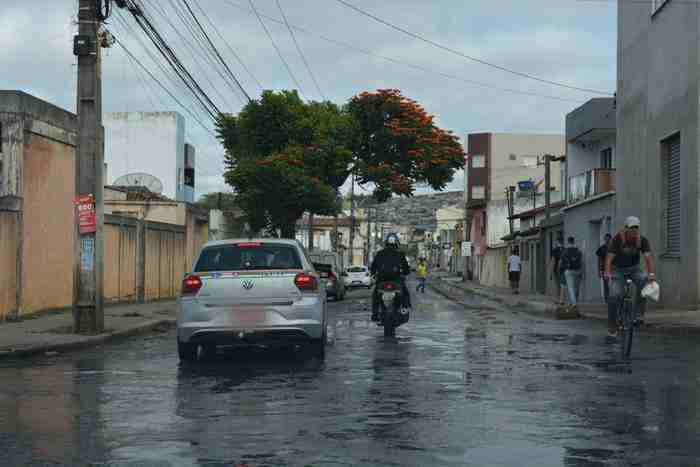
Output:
[607, 267, 647, 327]
[416, 277, 426, 293]
[564, 270, 582, 305]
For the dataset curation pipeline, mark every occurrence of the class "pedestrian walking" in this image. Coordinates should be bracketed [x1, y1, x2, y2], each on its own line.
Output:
[416, 258, 429, 293]
[596, 233, 612, 303]
[561, 236, 583, 310]
[550, 237, 565, 304]
[507, 247, 522, 294]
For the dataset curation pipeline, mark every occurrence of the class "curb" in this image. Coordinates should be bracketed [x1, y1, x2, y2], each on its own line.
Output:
[0, 318, 176, 360]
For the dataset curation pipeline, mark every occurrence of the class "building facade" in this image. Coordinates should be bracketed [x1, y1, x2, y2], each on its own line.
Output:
[465, 132, 565, 286]
[104, 111, 196, 203]
[563, 97, 617, 304]
[617, 0, 697, 306]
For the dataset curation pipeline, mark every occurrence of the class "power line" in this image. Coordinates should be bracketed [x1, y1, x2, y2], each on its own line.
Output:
[247, 0, 306, 98]
[179, 0, 252, 102]
[334, 0, 612, 96]
[115, 37, 217, 137]
[142, 0, 237, 109]
[275, 0, 325, 101]
[113, 9, 217, 127]
[221, 0, 585, 104]
[190, 0, 264, 92]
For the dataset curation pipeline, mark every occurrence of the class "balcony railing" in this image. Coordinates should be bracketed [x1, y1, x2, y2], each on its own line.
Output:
[568, 168, 615, 204]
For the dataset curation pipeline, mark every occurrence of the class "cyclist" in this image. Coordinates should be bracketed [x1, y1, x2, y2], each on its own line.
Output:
[370, 233, 412, 321]
[604, 216, 656, 337]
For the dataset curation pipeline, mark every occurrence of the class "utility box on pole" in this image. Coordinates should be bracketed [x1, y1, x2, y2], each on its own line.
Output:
[73, 0, 105, 333]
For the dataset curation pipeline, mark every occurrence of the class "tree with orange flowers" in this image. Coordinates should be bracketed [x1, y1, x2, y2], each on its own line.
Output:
[347, 89, 465, 202]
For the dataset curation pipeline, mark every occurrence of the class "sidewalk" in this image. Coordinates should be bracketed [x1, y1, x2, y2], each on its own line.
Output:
[430, 273, 700, 336]
[0, 300, 176, 359]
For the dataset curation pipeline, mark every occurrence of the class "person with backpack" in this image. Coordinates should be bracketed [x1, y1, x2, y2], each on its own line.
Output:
[561, 236, 583, 310]
[369, 233, 412, 322]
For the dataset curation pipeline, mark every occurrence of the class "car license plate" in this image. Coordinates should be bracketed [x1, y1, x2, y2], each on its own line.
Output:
[381, 292, 396, 301]
[237, 311, 263, 324]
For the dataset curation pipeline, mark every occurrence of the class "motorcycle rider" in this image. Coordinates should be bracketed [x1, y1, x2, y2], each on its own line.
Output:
[370, 233, 412, 322]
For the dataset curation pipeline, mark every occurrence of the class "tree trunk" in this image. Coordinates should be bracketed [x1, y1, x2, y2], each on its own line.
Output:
[308, 213, 314, 250]
[280, 223, 296, 239]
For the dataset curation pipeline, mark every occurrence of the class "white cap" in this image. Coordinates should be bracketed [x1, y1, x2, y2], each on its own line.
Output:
[625, 216, 640, 228]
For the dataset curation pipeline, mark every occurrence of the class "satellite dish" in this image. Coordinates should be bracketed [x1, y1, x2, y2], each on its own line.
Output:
[113, 173, 164, 194]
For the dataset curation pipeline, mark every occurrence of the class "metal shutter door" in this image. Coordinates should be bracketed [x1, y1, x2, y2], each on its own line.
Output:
[667, 135, 681, 255]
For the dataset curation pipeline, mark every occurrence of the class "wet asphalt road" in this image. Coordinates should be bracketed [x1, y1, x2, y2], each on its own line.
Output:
[2, 282, 700, 466]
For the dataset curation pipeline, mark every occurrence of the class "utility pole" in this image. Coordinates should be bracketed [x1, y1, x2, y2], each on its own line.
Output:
[506, 186, 515, 235]
[365, 206, 372, 265]
[308, 212, 314, 251]
[348, 171, 356, 266]
[73, 0, 107, 333]
[538, 154, 565, 222]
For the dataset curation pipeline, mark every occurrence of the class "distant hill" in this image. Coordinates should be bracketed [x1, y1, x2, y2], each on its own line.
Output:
[370, 191, 463, 231]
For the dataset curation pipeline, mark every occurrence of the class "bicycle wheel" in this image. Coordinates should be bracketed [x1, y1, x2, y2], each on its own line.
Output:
[622, 302, 634, 358]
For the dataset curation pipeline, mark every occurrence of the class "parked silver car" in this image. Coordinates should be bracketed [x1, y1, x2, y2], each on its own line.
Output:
[177, 239, 326, 361]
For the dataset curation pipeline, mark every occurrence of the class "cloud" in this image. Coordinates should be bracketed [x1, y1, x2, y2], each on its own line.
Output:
[0, 0, 617, 199]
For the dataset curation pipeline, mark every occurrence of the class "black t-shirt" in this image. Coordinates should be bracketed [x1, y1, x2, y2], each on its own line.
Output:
[608, 234, 651, 268]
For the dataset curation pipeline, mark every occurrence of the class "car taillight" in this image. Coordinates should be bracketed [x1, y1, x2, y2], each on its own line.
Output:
[295, 273, 318, 291]
[328, 272, 337, 282]
[181, 274, 203, 296]
[381, 283, 395, 290]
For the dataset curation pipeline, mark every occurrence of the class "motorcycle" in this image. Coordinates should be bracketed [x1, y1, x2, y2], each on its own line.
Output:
[374, 278, 410, 337]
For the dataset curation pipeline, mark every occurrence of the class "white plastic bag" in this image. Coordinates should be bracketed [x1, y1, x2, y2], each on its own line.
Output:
[641, 281, 660, 302]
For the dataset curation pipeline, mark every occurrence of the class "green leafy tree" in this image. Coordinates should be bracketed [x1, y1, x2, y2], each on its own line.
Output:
[347, 89, 465, 202]
[216, 91, 354, 238]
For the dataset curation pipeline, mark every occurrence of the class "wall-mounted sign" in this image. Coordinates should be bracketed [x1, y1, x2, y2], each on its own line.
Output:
[461, 242, 472, 257]
[74, 194, 96, 234]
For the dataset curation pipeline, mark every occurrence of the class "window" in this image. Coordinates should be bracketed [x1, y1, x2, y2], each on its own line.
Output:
[184, 167, 195, 188]
[521, 156, 538, 168]
[195, 243, 303, 271]
[652, 0, 670, 14]
[600, 148, 613, 169]
[471, 154, 485, 168]
[471, 185, 485, 199]
[663, 133, 681, 256]
[509, 154, 517, 161]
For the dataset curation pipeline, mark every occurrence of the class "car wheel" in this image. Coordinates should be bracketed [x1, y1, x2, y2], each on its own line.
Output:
[309, 328, 326, 358]
[178, 340, 197, 362]
[199, 344, 217, 361]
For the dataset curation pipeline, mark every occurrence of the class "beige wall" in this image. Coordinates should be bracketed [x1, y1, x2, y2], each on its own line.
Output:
[479, 246, 509, 288]
[104, 201, 186, 225]
[21, 133, 75, 314]
[490, 133, 565, 201]
[145, 227, 186, 301]
[104, 222, 138, 303]
[0, 211, 18, 320]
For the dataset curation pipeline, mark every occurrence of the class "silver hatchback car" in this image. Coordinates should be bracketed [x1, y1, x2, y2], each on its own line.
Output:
[177, 239, 326, 360]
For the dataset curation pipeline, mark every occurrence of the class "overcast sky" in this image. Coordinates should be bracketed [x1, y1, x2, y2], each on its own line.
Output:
[0, 0, 617, 197]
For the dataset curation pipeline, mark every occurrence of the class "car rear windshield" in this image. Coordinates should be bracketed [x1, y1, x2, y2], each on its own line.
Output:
[195, 243, 303, 272]
[313, 263, 332, 272]
[347, 267, 366, 273]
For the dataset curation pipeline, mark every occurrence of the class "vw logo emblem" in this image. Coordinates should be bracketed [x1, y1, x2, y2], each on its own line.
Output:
[242, 280, 254, 290]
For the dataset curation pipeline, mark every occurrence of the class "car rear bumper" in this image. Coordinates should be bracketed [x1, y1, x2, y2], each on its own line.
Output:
[177, 298, 324, 344]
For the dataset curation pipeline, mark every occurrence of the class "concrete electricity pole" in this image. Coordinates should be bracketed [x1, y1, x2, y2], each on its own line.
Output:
[73, 0, 107, 333]
[348, 171, 356, 266]
[538, 154, 565, 221]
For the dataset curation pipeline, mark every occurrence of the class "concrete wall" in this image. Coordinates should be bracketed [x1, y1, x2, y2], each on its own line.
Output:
[567, 136, 616, 179]
[617, 0, 699, 306]
[21, 125, 76, 315]
[0, 211, 18, 320]
[489, 133, 565, 200]
[563, 195, 615, 303]
[104, 112, 185, 201]
[479, 245, 509, 288]
[104, 218, 138, 303]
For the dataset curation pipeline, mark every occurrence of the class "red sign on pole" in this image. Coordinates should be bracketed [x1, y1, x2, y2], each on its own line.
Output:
[74, 194, 96, 234]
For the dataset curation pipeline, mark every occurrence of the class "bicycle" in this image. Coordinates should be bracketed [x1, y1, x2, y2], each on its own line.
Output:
[617, 278, 639, 358]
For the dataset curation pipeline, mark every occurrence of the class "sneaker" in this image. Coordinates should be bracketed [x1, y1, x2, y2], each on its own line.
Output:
[607, 330, 618, 338]
[371, 313, 378, 322]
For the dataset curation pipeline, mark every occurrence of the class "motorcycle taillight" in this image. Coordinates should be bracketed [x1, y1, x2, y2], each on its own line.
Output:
[381, 283, 395, 290]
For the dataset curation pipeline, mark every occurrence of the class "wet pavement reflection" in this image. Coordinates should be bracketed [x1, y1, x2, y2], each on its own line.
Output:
[2, 285, 700, 466]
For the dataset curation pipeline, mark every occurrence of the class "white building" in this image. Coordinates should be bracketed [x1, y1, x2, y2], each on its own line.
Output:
[104, 111, 196, 203]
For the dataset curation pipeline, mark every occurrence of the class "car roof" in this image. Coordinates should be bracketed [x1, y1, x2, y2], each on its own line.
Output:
[201, 238, 302, 249]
